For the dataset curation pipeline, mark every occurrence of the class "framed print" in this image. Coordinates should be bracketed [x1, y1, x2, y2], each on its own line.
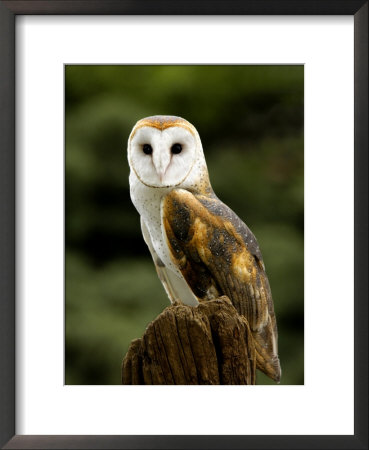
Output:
[0, 1, 368, 449]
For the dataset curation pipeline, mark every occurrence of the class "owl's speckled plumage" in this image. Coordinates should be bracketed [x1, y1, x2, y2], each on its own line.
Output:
[127, 115, 281, 382]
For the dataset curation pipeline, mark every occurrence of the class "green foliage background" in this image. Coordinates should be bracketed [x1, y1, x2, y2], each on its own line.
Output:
[65, 65, 304, 385]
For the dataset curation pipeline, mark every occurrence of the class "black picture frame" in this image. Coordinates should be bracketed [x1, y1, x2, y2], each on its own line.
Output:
[0, 1, 367, 449]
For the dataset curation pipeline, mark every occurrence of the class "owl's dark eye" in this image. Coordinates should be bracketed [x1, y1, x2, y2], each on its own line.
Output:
[142, 144, 153, 155]
[171, 143, 182, 154]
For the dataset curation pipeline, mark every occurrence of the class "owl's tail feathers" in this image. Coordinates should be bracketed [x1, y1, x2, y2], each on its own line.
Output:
[255, 346, 281, 383]
[252, 321, 281, 383]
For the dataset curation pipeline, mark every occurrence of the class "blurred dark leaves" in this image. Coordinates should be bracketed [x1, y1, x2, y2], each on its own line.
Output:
[65, 65, 304, 385]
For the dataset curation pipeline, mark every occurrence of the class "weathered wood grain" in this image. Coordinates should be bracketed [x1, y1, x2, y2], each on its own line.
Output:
[122, 296, 256, 385]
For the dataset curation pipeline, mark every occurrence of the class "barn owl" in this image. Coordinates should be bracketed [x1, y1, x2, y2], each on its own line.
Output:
[127, 115, 281, 382]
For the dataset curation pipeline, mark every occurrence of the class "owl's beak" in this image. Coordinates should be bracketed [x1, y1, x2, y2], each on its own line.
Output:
[156, 170, 167, 183]
[153, 151, 171, 183]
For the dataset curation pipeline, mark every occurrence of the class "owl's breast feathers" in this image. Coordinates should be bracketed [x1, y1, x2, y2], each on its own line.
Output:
[161, 189, 281, 382]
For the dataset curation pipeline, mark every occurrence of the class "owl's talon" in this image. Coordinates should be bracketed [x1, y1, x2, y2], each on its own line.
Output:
[171, 298, 182, 306]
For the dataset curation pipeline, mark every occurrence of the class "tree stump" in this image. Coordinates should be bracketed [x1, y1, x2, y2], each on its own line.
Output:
[121, 296, 256, 385]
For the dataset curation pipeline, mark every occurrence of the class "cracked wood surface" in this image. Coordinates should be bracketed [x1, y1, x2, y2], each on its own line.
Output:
[121, 296, 256, 385]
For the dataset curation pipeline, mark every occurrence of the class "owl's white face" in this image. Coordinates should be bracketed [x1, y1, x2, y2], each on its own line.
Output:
[128, 125, 197, 188]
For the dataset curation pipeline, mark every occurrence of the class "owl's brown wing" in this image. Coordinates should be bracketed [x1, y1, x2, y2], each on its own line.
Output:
[161, 188, 281, 382]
